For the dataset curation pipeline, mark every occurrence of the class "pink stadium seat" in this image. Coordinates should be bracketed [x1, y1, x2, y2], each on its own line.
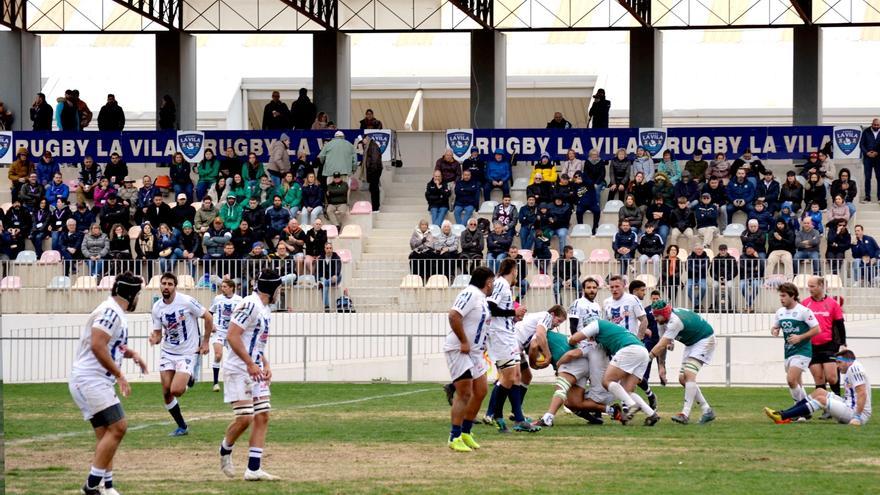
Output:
[583, 274, 606, 288]
[0, 276, 22, 289]
[727, 247, 741, 260]
[97, 276, 116, 290]
[325, 225, 339, 239]
[351, 201, 372, 215]
[38, 250, 62, 264]
[531, 274, 552, 289]
[519, 249, 533, 263]
[337, 249, 352, 263]
[589, 249, 611, 262]
[550, 249, 559, 263]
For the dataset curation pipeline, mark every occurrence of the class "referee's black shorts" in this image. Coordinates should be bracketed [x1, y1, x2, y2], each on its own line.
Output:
[810, 341, 838, 366]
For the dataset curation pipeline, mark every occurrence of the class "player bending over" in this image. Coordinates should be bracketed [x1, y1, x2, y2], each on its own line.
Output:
[209, 279, 244, 392]
[543, 331, 617, 427]
[219, 269, 283, 481]
[649, 301, 716, 425]
[772, 282, 820, 414]
[765, 350, 871, 425]
[70, 273, 148, 495]
[150, 272, 214, 436]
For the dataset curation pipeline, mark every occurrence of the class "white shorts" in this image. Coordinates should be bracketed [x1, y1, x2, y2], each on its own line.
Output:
[488, 331, 520, 366]
[682, 335, 716, 366]
[586, 347, 613, 405]
[610, 345, 650, 378]
[159, 352, 197, 376]
[784, 355, 811, 373]
[445, 350, 488, 381]
[825, 393, 871, 425]
[223, 365, 271, 404]
[210, 330, 228, 347]
[558, 357, 590, 389]
[69, 380, 120, 421]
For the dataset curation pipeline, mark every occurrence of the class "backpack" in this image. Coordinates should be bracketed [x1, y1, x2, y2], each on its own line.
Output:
[336, 295, 356, 313]
[476, 218, 490, 237]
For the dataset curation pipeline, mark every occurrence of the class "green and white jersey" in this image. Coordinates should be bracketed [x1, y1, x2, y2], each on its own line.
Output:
[773, 303, 819, 359]
[661, 309, 714, 346]
[581, 320, 642, 356]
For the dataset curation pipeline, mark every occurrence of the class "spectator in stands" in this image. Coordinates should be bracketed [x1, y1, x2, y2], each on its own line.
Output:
[117, 177, 138, 220]
[587, 88, 610, 128]
[72, 202, 94, 233]
[3, 199, 29, 259]
[194, 148, 221, 200]
[526, 172, 552, 205]
[486, 221, 511, 272]
[434, 149, 461, 187]
[613, 219, 637, 274]
[801, 201, 825, 235]
[0, 221, 11, 261]
[739, 245, 763, 313]
[685, 150, 708, 184]
[318, 131, 358, 184]
[219, 194, 243, 231]
[129, 178, 156, 221]
[242, 153, 267, 189]
[583, 148, 607, 199]
[96, 94, 125, 131]
[203, 216, 231, 261]
[244, 243, 269, 284]
[572, 172, 599, 232]
[804, 172, 827, 210]
[19, 173, 45, 212]
[361, 134, 384, 212]
[651, 172, 674, 207]
[325, 172, 349, 229]
[794, 217, 821, 275]
[28, 198, 52, 257]
[740, 219, 767, 260]
[210, 242, 241, 288]
[316, 242, 343, 312]
[658, 150, 681, 184]
[227, 173, 251, 204]
[816, 150, 835, 184]
[168, 152, 193, 202]
[30, 92, 53, 131]
[859, 118, 880, 202]
[701, 176, 728, 228]
[300, 172, 325, 225]
[58, 218, 83, 274]
[767, 218, 795, 278]
[460, 218, 485, 269]
[757, 169, 781, 214]
[425, 170, 450, 227]
[0, 100, 12, 129]
[279, 219, 307, 274]
[219, 147, 242, 180]
[243, 197, 268, 240]
[686, 244, 709, 310]
[262, 91, 290, 131]
[136, 176, 159, 223]
[290, 88, 317, 130]
[311, 111, 330, 130]
[852, 224, 879, 286]
[618, 193, 644, 233]
[169, 193, 195, 232]
[798, 152, 821, 180]
[174, 220, 201, 267]
[409, 220, 435, 280]
[359, 109, 383, 130]
[229, 219, 256, 258]
[254, 175, 277, 208]
[453, 170, 480, 226]
[553, 245, 580, 304]
[100, 194, 129, 233]
[631, 147, 655, 183]
[269, 242, 297, 286]
[830, 168, 857, 217]
[158, 94, 176, 130]
[726, 168, 755, 223]
[265, 195, 292, 241]
[669, 195, 696, 249]
[532, 203, 553, 266]
[36, 151, 59, 187]
[155, 223, 178, 272]
[548, 194, 572, 251]
[627, 171, 653, 208]
[9, 147, 34, 202]
[673, 170, 699, 208]
[81, 222, 109, 277]
[638, 222, 664, 280]
[731, 149, 765, 186]
[825, 218, 851, 275]
[485, 149, 512, 200]
[92, 177, 116, 211]
[661, 244, 681, 303]
[266, 134, 291, 188]
[518, 196, 537, 250]
[560, 149, 583, 178]
[433, 220, 460, 277]
[58, 90, 78, 131]
[748, 200, 774, 233]
[710, 244, 738, 312]
[193, 197, 218, 234]
[547, 112, 572, 129]
[645, 194, 671, 243]
[706, 152, 731, 183]
[461, 147, 485, 191]
[305, 218, 329, 269]
[777, 201, 799, 233]
[492, 195, 518, 235]
[531, 152, 557, 185]
[107, 223, 132, 272]
[694, 192, 718, 248]
[277, 172, 302, 218]
[50, 198, 73, 250]
[554, 174, 576, 207]
[508, 244, 529, 300]
[829, 194, 850, 223]
[779, 171, 804, 213]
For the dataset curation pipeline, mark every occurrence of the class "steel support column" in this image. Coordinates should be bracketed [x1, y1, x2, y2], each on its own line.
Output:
[313, 31, 351, 128]
[629, 27, 662, 127]
[155, 32, 197, 130]
[470, 30, 506, 129]
[793, 25, 822, 125]
[0, 31, 41, 131]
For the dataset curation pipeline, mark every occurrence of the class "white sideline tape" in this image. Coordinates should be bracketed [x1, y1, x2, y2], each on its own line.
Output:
[8, 387, 434, 446]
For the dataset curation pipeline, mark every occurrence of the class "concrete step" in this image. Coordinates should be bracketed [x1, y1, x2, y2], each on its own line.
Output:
[360, 252, 413, 261]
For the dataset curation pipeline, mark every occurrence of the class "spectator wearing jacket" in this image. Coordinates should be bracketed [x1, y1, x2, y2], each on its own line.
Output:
[50, 199, 73, 251]
[852, 224, 879, 285]
[518, 196, 537, 250]
[425, 170, 450, 227]
[242, 154, 267, 188]
[830, 168, 858, 217]
[573, 172, 600, 232]
[203, 217, 231, 260]
[706, 152, 731, 183]
[57, 218, 83, 274]
[453, 170, 481, 226]
[142, 189, 173, 229]
[485, 149, 512, 200]
[155, 223, 179, 273]
[583, 149, 607, 199]
[657, 150, 682, 185]
[779, 171, 804, 213]
[747, 200, 774, 233]
[794, 217, 821, 275]
[701, 176, 728, 227]
[825, 218, 851, 274]
[300, 173, 324, 225]
[627, 171, 653, 208]
[607, 148, 631, 202]
[547, 112, 572, 129]
[72, 202, 95, 233]
[829, 194, 851, 223]
[777, 201, 800, 233]
[276, 172, 302, 218]
[195, 148, 221, 200]
[673, 170, 699, 207]
[668, 196, 696, 249]
[710, 244, 739, 312]
[193, 197, 219, 234]
[492, 195, 518, 234]
[99, 194, 129, 233]
[169, 152, 194, 202]
[552, 245, 580, 305]
[30, 93, 53, 131]
[432, 221, 460, 278]
[174, 221, 202, 275]
[315, 242, 343, 311]
[559, 149, 583, 179]
[117, 178, 139, 220]
[652, 172, 675, 207]
[686, 244, 710, 310]
[694, 193, 719, 248]
[859, 118, 880, 201]
[36, 152, 59, 186]
[618, 193, 644, 233]
[103, 153, 128, 186]
[9, 147, 35, 202]
[262, 91, 290, 130]
[531, 153, 557, 185]
[766, 218, 795, 278]
[434, 149, 461, 187]
[265, 195, 292, 240]
[800, 202, 825, 235]
[613, 219, 637, 274]
[81, 223, 109, 277]
[803, 172, 828, 211]
[219, 147, 243, 180]
[645, 194, 672, 243]
[548, 195, 572, 252]
[739, 245, 764, 312]
[18, 173, 45, 212]
[756, 169, 781, 213]
[136, 176, 159, 222]
[219, 194, 244, 231]
[740, 219, 767, 259]
[486, 221, 512, 271]
[91, 177, 116, 212]
[462, 148, 486, 190]
[631, 147, 655, 183]
[29, 198, 52, 257]
[526, 172, 552, 205]
[554, 174, 577, 207]
[231, 220, 258, 258]
[726, 168, 755, 222]
[242, 197, 268, 239]
[266, 134, 291, 188]
[97, 94, 125, 131]
[638, 222, 664, 280]
[290, 88, 316, 130]
[325, 173, 349, 228]
[459, 218, 485, 262]
[730, 149, 766, 186]
[684, 150, 708, 185]
[169, 193, 196, 232]
[134, 222, 158, 279]
[408, 220, 435, 280]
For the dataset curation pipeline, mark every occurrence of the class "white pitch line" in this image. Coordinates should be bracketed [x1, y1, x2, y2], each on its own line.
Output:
[8, 387, 434, 447]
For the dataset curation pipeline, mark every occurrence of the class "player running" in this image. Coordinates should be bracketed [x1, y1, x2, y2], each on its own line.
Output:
[649, 301, 717, 425]
[603, 275, 656, 409]
[70, 272, 148, 495]
[771, 282, 820, 410]
[801, 276, 847, 405]
[570, 319, 661, 425]
[446, 266, 495, 452]
[149, 272, 214, 436]
[209, 279, 244, 392]
[765, 350, 871, 425]
[219, 269, 283, 481]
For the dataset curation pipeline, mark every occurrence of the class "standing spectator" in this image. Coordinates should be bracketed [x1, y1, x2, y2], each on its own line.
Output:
[315, 243, 343, 311]
[73, 90, 92, 129]
[29, 198, 52, 257]
[694, 192, 719, 248]
[552, 245, 580, 304]
[573, 172, 600, 233]
[661, 244, 682, 304]
[710, 244, 738, 312]
[242, 154, 266, 189]
[684, 150, 708, 184]
[434, 149, 461, 187]
[587, 88, 610, 128]
[518, 196, 537, 250]
[453, 170, 480, 225]
[645, 194, 672, 243]
[19, 173, 45, 212]
[311, 111, 330, 130]
[779, 171, 804, 213]
[432, 221, 460, 278]
[485, 221, 511, 272]
[613, 219, 637, 274]
[425, 170, 450, 226]
[196, 148, 221, 200]
[484, 149, 512, 200]
[194, 196, 219, 234]
[583, 148, 607, 200]
[756, 169, 781, 214]
[766, 218, 795, 278]
[740, 219, 767, 259]
[117, 177, 138, 220]
[637, 222, 664, 280]
[168, 152, 193, 202]
[668, 196, 696, 249]
[830, 168, 857, 217]
[97, 94, 125, 131]
[526, 172, 552, 205]
[618, 193, 644, 233]
[266, 134, 291, 188]
[318, 131, 357, 183]
[706, 152, 731, 183]
[0, 100, 13, 130]
[325, 172, 350, 229]
[492, 195, 518, 235]
[290, 88, 317, 130]
[50, 198, 73, 251]
[686, 244, 710, 310]
[726, 168, 756, 223]
[794, 217, 821, 275]
[158, 94, 176, 130]
[362, 134, 383, 212]
[359, 109, 383, 129]
[657, 150, 681, 184]
[673, 171, 699, 208]
[36, 151, 59, 186]
[559, 149, 583, 179]
[804, 172, 828, 210]
[546, 112, 572, 129]
[262, 91, 290, 130]
[103, 153, 128, 186]
[631, 147, 655, 183]
[9, 147, 34, 202]
[81, 223, 109, 277]
[739, 245, 764, 313]
[58, 90, 78, 131]
[300, 173, 324, 225]
[459, 219, 485, 268]
[219, 146, 243, 179]
[30, 93, 53, 131]
[825, 219, 851, 275]
[852, 224, 879, 286]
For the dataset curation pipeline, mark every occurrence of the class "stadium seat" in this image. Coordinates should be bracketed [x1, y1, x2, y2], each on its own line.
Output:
[451, 274, 471, 288]
[38, 250, 61, 264]
[792, 274, 810, 289]
[512, 178, 528, 191]
[337, 249, 352, 263]
[47, 275, 72, 289]
[178, 275, 196, 288]
[722, 224, 745, 236]
[451, 224, 466, 237]
[824, 274, 843, 289]
[478, 201, 498, 214]
[0, 276, 21, 289]
[66, 180, 78, 190]
[73, 276, 97, 289]
[97, 276, 116, 290]
[519, 249, 533, 263]
[0, 202, 11, 212]
[511, 200, 525, 211]
[589, 249, 611, 262]
[400, 275, 424, 289]
[128, 225, 141, 239]
[704, 248, 715, 259]
[339, 224, 362, 238]
[14, 251, 37, 264]
[763, 274, 786, 288]
[550, 249, 559, 263]
[582, 274, 606, 288]
[677, 250, 688, 263]
[426, 275, 450, 288]
[603, 200, 623, 213]
[636, 274, 658, 289]
[572, 249, 586, 262]
[302, 224, 312, 233]
[191, 201, 202, 210]
[154, 175, 171, 189]
[351, 201, 372, 215]
[146, 275, 162, 289]
[727, 247, 741, 260]
[570, 224, 592, 237]
[428, 224, 441, 237]
[594, 224, 616, 237]
[531, 274, 552, 289]
[297, 275, 317, 287]
[325, 225, 339, 239]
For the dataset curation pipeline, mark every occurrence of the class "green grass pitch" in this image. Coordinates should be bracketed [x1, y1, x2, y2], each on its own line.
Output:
[4, 382, 879, 494]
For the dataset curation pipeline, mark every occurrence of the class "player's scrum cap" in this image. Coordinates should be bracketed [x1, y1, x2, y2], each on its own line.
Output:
[651, 300, 672, 319]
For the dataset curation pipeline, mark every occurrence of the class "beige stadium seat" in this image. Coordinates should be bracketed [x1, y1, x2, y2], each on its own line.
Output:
[178, 275, 196, 288]
[339, 224, 362, 238]
[400, 275, 424, 289]
[73, 276, 98, 289]
[425, 275, 449, 288]
[792, 274, 811, 289]
[635, 274, 658, 289]
[823, 274, 843, 289]
[146, 275, 163, 289]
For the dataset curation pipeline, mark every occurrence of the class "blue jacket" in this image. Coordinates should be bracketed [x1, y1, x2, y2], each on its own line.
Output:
[852, 235, 880, 258]
[301, 184, 324, 208]
[726, 178, 755, 203]
[860, 128, 880, 157]
[72, 208, 95, 232]
[454, 180, 481, 208]
[59, 230, 83, 254]
[485, 158, 511, 183]
[36, 161, 60, 186]
[612, 230, 638, 257]
[756, 179, 780, 206]
[137, 185, 160, 209]
[45, 182, 70, 203]
[801, 209, 824, 234]
[673, 180, 699, 203]
[748, 208, 774, 232]
[694, 203, 718, 229]
[518, 205, 537, 228]
[265, 205, 291, 232]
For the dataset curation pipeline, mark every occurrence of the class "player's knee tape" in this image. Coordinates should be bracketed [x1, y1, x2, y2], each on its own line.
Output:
[253, 399, 271, 415]
[234, 404, 255, 417]
[682, 358, 703, 375]
[553, 376, 571, 400]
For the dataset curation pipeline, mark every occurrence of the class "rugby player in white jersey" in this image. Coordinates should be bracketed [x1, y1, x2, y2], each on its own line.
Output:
[219, 269, 282, 480]
[765, 349, 871, 425]
[770, 282, 820, 410]
[209, 279, 244, 392]
[149, 272, 214, 436]
[446, 266, 495, 452]
[69, 272, 147, 495]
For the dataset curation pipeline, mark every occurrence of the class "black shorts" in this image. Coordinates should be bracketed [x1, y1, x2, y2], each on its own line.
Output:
[810, 341, 838, 366]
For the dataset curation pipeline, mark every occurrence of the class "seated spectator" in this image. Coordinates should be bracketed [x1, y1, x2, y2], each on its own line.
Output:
[560, 149, 583, 178]
[175, 221, 202, 271]
[169, 152, 193, 202]
[316, 243, 343, 312]
[4, 199, 31, 258]
[202, 217, 231, 262]
[219, 146, 243, 179]
[740, 219, 767, 259]
[227, 174, 251, 204]
[706, 152, 731, 184]
[794, 217, 821, 275]
[631, 147, 655, 183]
[300, 172, 324, 225]
[686, 244, 710, 310]
[265, 195, 292, 242]
[777, 201, 799, 233]
[254, 175, 277, 208]
[92, 177, 116, 212]
[196, 148, 220, 200]
[325, 172, 349, 229]
[766, 218, 795, 278]
[830, 168, 857, 217]
[100, 193, 129, 233]
[852, 224, 879, 286]
[107, 223, 132, 273]
[638, 222, 664, 280]
[651, 172, 674, 207]
[117, 177, 138, 221]
[730, 149, 765, 185]
[552, 245, 580, 305]
[626, 171, 653, 208]
[532, 202, 553, 268]
[710, 244, 738, 312]
[657, 150, 681, 184]
[804, 172, 827, 210]
[747, 200, 773, 233]
[45, 172, 70, 204]
[492, 195, 518, 235]
[136, 176, 160, 223]
[58, 218, 83, 274]
[518, 196, 537, 250]
[433, 220, 460, 277]
[726, 168, 755, 222]
[278, 172, 302, 219]
[72, 201, 95, 233]
[194, 197, 219, 234]
[546, 194, 572, 252]
[779, 171, 804, 213]
[453, 170, 480, 225]
[426, 170, 451, 227]
[35, 151, 59, 187]
[701, 176, 728, 228]
[757, 169, 780, 214]
[554, 174, 576, 207]
[816, 150, 835, 183]
[669, 196, 696, 249]
[29, 198, 52, 257]
[486, 221, 511, 272]
[618, 193, 643, 233]
[613, 219, 637, 274]
[684, 150, 708, 184]
[829, 194, 851, 223]
[485, 149, 512, 200]
[76, 156, 101, 205]
[608, 149, 633, 200]
[209, 242, 243, 289]
[81, 223, 109, 278]
[269, 242, 298, 286]
[242, 152, 267, 188]
[530, 152, 557, 185]
[645, 194, 672, 244]
[547, 112, 572, 129]
[219, 194, 243, 231]
[19, 173, 45, 212]
[462, 147, 486, 190]
[526, 172, 552, 205]
[169, 193, 196, 232]
[244, 242, 270, 286]
[739, 245, 764, 312]
[798, 151, 821, 180]
[583, 148, 607, 199]
[50, 199, 73, 252]
[460, 219, 485, 270]
[508, 245, 529, 300]
[154, 223, 178, 272]
[305, 219, 329, 272]
[825, 218, 851, 275]
[673, 171, 699, 207]
[409, 220, 435, 280]
[103, 153, 128, 187]
[800, 201, 825, 234]
[231, 219, 258, 258]
[9, 148, 34, 203]
[573, 172, 600, 233]
[694, 192, 719, 248]
[661, 244, 682, 304]
[435, 149, 461, 188]
[279, 218, 308, 274]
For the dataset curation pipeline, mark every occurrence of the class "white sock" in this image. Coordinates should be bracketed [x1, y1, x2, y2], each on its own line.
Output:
[542, 412, 554, 424]
[630, 392, 655, 416]
[683, 381, 698, 416]
[693, 384, 711, 413]
[789, 386, 806, 402]
[165, 398, 178, 410]
[608, 382, 636, 408]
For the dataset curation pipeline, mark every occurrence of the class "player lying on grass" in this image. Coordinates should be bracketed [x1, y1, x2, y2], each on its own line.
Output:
[764, 349, 871, 426]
